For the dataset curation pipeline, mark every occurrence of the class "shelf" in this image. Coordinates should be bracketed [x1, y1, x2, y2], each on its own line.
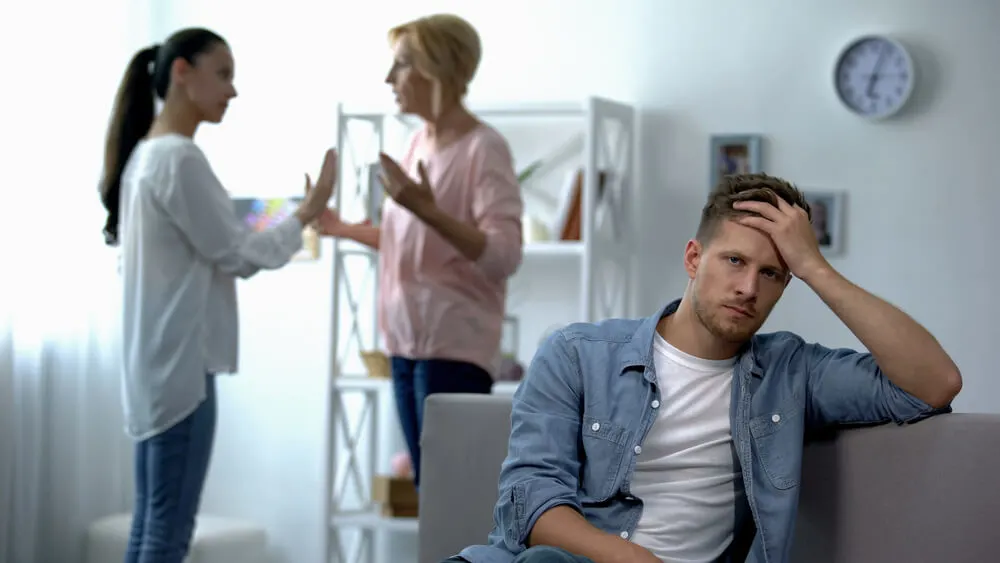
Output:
[492, 381, 521, 396]
[328, 97, 636, 561]
[334, 377, 522, 396]
[330, 510, 418, 533]
[332, 377, 390, 391]
[340, 100, 586, 121]
[524, 241, 583, 258]
[332, 240, 582, 259]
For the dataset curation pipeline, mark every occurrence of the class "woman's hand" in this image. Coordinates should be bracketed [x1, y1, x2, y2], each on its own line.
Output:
[378, 152, 436, 217]
[297, 149, 338, 225]
[314, 208, 357, 237]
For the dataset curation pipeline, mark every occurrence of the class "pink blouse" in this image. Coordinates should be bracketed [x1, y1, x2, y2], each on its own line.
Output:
[377, 124, 524, 377]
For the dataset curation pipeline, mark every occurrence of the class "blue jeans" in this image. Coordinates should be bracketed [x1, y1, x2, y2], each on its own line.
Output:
[124, 374, 217, 563]
[391, 357, 493, 488]
[443, 546, 596, 562]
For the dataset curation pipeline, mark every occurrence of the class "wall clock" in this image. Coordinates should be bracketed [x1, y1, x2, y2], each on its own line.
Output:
[833, 35, 916, 119]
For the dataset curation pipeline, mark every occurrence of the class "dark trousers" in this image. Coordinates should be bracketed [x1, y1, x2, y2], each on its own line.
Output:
[124, 374, 217, 563]
[391, 357, 493, 488]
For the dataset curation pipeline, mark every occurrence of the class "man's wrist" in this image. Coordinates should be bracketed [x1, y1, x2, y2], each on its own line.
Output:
[795, 256, 834, 285]
[798, 262, 844, 295]
[611, 540, 657, 563]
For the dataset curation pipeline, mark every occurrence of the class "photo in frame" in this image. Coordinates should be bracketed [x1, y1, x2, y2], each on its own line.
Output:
[802, 190, 846, 256]
[709, 134, 762, 190]
[232, 197, 320, 261]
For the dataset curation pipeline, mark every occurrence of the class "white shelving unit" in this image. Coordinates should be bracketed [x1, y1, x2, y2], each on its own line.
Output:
[323, 97, 637, 563]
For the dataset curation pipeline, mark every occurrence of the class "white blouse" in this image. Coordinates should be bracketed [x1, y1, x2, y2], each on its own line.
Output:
[118, 134, 302, 440]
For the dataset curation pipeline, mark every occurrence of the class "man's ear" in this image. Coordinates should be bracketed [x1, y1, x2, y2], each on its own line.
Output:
[683, 239, 702, 280]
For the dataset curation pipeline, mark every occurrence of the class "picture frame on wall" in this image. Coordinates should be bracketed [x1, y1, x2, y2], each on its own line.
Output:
[709, 134, 762, 190]
[802, 189, 846, 256]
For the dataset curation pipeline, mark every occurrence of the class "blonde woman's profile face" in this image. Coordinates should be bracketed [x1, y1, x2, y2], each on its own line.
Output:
[385, 36, 433, 116]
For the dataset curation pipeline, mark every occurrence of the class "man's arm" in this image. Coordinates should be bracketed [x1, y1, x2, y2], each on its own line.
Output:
[732, 197, 962, 411]
[494, 331, 654, 563]
[800, 265, 962, 409]
[529, 507, 656, 563]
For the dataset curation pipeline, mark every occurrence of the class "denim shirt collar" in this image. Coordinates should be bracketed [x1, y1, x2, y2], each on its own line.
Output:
[621, 298, 765, 379]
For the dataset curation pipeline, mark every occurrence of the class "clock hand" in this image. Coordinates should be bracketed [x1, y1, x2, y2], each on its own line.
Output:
[866, 43, 888, 97]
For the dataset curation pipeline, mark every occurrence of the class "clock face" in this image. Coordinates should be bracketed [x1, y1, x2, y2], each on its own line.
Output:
[834, 36, 915, 119]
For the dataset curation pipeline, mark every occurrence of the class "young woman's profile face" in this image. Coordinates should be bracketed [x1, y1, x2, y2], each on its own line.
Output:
[172, 42, 238, 124]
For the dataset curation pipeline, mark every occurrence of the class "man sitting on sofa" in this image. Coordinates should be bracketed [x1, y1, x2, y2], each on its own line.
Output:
[443, 173, 962, 563]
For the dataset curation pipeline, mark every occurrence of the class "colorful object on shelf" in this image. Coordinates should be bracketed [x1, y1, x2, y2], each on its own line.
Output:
[390, 450, 413, 478]
[233, 197, 301, 232]
[231, 196, 319, 261]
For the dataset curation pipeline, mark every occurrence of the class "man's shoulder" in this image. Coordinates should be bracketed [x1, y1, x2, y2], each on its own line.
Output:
[557, 316, 645, 344]
[752, 330, 850, 365]
[752, 330, 808, 353]
[751, 331, 816, 372]
[534, 317, 650, 382]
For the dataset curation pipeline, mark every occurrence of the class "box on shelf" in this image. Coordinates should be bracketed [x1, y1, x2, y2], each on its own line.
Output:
[360, 350, 391, 379]
[372, 475, 418, 518]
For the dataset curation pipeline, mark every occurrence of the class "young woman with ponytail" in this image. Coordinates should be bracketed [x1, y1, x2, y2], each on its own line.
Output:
[100, 27, 337, 563]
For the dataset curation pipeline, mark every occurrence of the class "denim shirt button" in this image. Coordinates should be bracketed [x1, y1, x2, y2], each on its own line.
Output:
[620, 531, 629, 539]
[591, 422, 600, 431]
[651, 400, 660, 408]
[633, 445, 642, 455]
[772, 414, 781, 423]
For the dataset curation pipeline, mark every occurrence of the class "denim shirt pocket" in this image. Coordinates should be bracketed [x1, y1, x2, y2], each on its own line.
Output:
[580, 416, 629, 501]
[749, 401, 803, 490]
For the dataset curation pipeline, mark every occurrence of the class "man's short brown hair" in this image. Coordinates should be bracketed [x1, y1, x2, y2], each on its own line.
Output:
[695, 173, 811, 243]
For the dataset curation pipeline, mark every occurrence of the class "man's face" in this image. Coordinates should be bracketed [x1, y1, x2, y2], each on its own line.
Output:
[685, 219, 790, 344]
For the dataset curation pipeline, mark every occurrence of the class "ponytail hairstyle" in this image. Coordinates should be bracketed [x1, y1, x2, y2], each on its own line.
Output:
[99, 27, 226, 246]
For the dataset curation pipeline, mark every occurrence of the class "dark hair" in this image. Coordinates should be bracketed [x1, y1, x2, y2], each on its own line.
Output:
[99, 27, 226, 245]
[695, 173, 811, 243]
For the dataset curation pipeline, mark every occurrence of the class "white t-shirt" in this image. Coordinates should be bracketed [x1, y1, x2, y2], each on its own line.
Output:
[118, 134, 303, 440]
[628, 333, 743, 562]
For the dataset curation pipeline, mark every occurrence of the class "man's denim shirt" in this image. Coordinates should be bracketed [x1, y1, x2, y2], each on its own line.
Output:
[459, 300, 949, 563]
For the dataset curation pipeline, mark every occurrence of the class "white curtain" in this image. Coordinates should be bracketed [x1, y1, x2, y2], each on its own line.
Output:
[0, 2, 153, 562]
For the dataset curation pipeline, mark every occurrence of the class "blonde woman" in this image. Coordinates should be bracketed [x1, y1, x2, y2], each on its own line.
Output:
[318, 14, 524, 488]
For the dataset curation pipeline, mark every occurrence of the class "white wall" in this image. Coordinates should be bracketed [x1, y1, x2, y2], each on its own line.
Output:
[149, 1, 999, 562]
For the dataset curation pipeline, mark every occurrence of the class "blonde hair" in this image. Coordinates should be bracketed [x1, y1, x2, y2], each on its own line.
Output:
[388, 14, 482, 117]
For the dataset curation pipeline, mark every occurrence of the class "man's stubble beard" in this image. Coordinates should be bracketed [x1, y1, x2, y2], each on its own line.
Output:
[691, 289, 757, 345]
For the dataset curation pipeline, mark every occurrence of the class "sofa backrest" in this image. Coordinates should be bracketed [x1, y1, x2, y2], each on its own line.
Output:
[420, 394, 513, 563]
[420, 393, 1000, 563]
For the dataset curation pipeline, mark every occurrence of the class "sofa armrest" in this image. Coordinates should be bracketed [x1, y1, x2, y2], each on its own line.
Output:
[794, 413, 1000, 562]
[419, 393, 513, 563]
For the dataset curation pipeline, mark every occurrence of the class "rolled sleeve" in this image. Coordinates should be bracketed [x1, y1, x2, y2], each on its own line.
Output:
[492, 329, 583, 552]
[804, 342, 951, 429]
[471, 138, 524, 282]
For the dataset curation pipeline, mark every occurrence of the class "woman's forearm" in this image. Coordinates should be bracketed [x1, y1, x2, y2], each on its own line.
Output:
[417, 205, 486, 262]
[341, 223, 380, 250]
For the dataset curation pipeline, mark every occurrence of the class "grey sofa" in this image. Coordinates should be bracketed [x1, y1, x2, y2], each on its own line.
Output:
[419, 393, 1000, 563]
